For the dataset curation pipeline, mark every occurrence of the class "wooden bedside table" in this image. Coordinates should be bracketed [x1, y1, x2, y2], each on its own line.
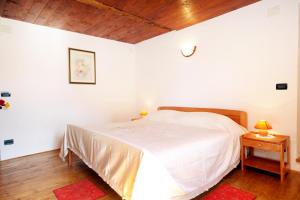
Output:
[240, 132, 290, 182]
[131, 116, 143, 121]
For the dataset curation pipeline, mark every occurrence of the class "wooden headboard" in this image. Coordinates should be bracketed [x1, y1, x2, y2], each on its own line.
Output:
[158, 106, 248, 128]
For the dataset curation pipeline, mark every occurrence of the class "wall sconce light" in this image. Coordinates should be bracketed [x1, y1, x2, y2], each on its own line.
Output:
[181, 44, 197, 57]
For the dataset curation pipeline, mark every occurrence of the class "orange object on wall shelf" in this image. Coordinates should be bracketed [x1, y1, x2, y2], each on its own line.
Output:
[139, 111, 148, 116]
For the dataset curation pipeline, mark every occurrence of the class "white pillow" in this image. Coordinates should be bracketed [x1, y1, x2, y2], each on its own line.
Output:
[146, 110, 247, 134]
[175, 112, 235, 130]
[146, 110, 182, 124]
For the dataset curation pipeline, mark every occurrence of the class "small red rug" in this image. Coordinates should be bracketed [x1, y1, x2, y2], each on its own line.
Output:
[203, 183, 256, 200]
[53, 179, 106, 200]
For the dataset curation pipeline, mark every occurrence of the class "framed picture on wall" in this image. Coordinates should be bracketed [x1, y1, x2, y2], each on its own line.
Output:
[69, 48, 96, 84]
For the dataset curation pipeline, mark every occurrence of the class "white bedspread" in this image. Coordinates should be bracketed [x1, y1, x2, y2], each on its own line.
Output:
[60, 113, 246, 200]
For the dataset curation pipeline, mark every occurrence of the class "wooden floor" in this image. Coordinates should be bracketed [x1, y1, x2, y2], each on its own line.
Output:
[1, 150, 300, 200]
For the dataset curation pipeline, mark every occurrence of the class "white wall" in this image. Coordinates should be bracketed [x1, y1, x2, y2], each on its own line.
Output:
[136, 0, 300, 171]
[1, 0, 300, 171]
[0, 18, 136, 160]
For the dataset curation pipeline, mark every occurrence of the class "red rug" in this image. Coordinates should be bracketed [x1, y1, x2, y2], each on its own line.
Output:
[203, 183, 256, 200]
[53, 179, 106, 200]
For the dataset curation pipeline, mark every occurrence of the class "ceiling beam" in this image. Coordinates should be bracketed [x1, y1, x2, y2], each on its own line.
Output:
[0, 0, 7, 16]
[76, 0, 172, 31]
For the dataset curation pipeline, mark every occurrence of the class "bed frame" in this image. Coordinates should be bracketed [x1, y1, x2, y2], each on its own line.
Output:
[68, 106, 248, 167]
[158, 106, 248, 128]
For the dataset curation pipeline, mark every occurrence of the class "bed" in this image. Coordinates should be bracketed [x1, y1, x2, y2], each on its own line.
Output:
[60, 106, 248, 200]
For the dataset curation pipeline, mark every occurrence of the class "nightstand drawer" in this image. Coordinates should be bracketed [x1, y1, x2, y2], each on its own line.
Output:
[242, 139, 280, 152]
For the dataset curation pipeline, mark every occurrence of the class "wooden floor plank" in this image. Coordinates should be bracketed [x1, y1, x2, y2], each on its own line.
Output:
[0, 150, 300, 200]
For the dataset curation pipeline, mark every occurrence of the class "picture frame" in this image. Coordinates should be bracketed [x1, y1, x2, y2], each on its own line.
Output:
[68, 48, 96, 84]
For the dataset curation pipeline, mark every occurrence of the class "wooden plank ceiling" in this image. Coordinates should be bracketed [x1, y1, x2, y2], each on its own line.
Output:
[0, 0, 260, 44]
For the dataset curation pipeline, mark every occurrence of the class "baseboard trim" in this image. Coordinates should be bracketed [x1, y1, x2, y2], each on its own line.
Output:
[0, 149, 60, 162]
